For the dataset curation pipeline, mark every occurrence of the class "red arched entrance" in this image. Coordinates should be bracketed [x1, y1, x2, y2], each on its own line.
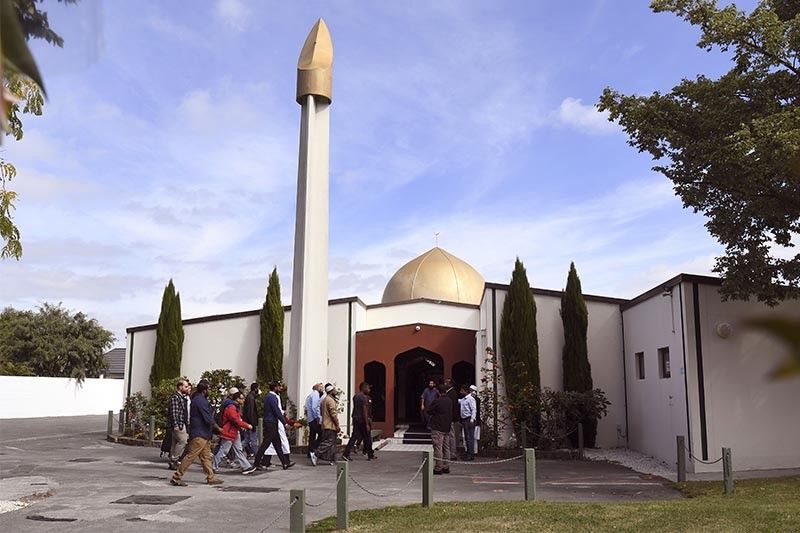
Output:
[355, 323, 477, 436]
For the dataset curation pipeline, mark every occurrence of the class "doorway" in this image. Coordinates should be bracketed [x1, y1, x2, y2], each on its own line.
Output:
[394, 347, 443, 424]
[364, 361, 386, 422]
[452, 360, 475, 389]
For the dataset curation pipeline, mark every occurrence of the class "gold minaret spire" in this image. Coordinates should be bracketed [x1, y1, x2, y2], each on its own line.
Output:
[296, 18, 333, 104]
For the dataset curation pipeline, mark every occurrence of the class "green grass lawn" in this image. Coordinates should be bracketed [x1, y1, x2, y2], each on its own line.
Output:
[308, 476, 800, 532]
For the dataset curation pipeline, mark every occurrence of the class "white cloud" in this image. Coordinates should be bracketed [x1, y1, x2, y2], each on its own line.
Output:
[215, 0, 250, 31]
[558, 97, 619, 135]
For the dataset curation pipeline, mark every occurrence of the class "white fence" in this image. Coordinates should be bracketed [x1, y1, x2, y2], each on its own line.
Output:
[0, 376, 125, 419]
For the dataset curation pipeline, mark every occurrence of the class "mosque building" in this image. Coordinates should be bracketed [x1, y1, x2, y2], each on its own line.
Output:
[124, 246, 800, 474]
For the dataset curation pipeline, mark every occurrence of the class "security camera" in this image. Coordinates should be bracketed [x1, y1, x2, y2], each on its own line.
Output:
[414, 325, 421, 331]
[661, 286, 673, 297]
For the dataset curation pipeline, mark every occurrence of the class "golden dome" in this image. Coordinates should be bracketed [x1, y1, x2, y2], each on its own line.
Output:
[381, 247, 485, 305]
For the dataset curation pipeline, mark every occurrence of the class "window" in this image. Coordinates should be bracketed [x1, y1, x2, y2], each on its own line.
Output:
[658, 347, 671, 379]
[635, 352, 645, 380]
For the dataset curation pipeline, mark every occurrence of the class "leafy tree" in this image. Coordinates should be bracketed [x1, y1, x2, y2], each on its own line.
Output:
[0, 303, 114, 381]
[199, 368, 244, 413]
[499, 258, 540, 443]
[257, 267, 284, 384]
[560, 262, 597, 447]
[598, 0, 800, 305]
[150, 279, 184, 388]
[1, 0, 76, 259]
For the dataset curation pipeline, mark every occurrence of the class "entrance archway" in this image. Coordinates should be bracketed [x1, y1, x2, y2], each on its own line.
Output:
[364, 361, 386, 422]
[452, 360, 475, 389]
[394, 347, 443, 424]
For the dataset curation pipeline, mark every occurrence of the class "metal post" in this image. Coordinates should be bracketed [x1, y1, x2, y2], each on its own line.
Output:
[677, 436, 686, 483]
[289, 489, 305, 533]
[149, 416, 156, 444]
[722, 447, 734, 495]
[422, 450, 433, 508]
[118, 409, 124, 434]
[258, 418, 264, 446]
[107, 410, 113, 436]
[524, 448, 536, 501]
[520, 427, 527, 449]
[578, 423, 584, 460]
[336, 461, 348, 530]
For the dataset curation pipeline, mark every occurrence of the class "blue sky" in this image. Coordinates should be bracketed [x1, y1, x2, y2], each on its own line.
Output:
[1, 0, 735, 344]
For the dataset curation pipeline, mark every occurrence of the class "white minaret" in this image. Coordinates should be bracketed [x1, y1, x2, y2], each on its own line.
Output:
[287, 19, 333, 424]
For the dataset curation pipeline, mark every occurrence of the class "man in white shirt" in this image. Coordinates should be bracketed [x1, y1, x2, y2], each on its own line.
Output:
[458, 385, 476, 460]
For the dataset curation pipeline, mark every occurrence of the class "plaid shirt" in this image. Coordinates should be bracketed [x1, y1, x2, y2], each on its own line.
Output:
[167, 392, 189, 429]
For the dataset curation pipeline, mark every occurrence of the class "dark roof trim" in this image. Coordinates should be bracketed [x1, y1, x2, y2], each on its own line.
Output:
[621, 274, 722, 311]
[355, 321, 478, 335]
[484, 282, 629, 305]
[126, 296, 364, 333]
[366, 297, 480, 311]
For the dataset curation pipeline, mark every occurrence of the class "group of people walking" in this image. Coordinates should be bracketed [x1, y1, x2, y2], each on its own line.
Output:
[421, 379, 481, 475]
[163, 376, 379, 486]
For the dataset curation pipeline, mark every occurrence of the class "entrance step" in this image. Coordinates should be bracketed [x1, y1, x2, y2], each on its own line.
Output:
[398, 424, 432, 445]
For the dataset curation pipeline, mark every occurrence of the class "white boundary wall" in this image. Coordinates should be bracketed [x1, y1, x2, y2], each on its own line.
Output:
[0, 376, 124, 419]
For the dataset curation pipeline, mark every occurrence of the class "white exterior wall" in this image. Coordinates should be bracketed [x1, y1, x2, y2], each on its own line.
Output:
[323, 302, 353, 433]
[180, 315, 262, 386]
[0, 376, 124, 418]
[687, 283, 800, 472]
[479, 287, 625, 448]
[364, 301, 479, 331]
[623, 288, 690, 469]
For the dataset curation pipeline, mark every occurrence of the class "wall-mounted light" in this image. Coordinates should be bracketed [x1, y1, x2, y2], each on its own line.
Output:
[414, 325, 421, 332]
[716, 322, 732, 339]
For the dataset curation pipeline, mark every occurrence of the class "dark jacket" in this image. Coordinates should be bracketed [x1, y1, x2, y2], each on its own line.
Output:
[446, 387, 460, 422]
[263, 392, 287, 425]
[244, 391, 259, 425]
[426, 396, 453, 433]
[189, 393, 215, 440]
[475, 395, 482, 426]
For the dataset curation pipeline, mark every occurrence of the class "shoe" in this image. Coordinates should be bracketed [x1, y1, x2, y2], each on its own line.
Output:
[367, 455, 377, 461]
[256, 465, 268, 471]
[433, 470, 443, 475]
[167, 461, 177, 470]
[170, 478, 187, 486]
[241, 466, 257, 475]
[309, 452, 318, 466]
[442, 469, 450, 474]
[341, 455, 352, 462]
[207, 478, 224, 486]
[282, 461, 295, 470]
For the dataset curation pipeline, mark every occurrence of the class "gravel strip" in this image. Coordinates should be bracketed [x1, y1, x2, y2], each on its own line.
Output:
[586, 448, 676, 481]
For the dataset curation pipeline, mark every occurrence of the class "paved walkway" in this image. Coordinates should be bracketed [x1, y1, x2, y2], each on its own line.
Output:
[0, 416, 682, 532]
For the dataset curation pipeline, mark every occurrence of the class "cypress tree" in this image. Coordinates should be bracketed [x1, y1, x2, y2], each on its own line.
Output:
[257, 268, 284, 384]
[150, 279, 184, 388]
[560, 262, 596, 446]
[499, 258, 540, 441]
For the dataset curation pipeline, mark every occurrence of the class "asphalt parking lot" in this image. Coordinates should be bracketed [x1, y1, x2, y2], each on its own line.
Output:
[0, 416, 680, 532]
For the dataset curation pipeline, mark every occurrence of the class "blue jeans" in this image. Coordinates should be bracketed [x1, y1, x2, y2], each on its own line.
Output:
[213, 435, 251, 470]
[241, 428, 257, 455]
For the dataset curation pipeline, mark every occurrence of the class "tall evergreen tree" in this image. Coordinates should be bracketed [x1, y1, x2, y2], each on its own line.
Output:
[499, 258, 540, 442]
[560, 262, 596, 446]
[149, 279, 184, 388]
[257, 268, 284, 385]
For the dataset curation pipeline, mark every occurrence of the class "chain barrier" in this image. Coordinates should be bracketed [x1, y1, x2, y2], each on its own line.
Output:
[258, 495, 299, 533]
[683, 444, 723, 465]
[304, 469, 344, 508]
[431, 454, 524, 465]
[521, 423, 580, 443]
[349, 459, 426, 498]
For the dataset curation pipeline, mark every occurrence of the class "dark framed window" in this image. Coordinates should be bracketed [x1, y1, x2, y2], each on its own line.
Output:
[658, 347, 671, 379]
[635, 352, 645, 380]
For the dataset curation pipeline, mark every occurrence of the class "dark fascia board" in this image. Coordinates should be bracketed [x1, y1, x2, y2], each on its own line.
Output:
[355, 321, 478, 335]
[483, 282, 629, 306]
[621, 273, 723, 311]
[126, 296, 364, 333]
[366, 297, 480, 311]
